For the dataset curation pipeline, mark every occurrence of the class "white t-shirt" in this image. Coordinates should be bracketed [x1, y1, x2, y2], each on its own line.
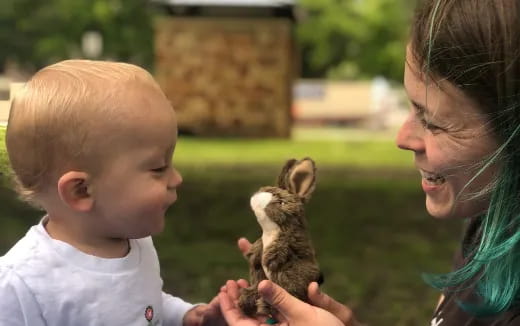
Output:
[0, 220, 194, 326]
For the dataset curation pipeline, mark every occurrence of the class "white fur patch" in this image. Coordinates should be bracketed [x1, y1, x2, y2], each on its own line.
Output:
[250, 192, 280, 279]
[261, 229, 279, 279]
[250, 192, 278, 233]
[250, 192, 273, 211]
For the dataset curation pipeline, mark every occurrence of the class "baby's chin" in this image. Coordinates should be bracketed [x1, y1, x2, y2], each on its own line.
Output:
[145, 224, 166, 238]
[126, 224, 165, 239]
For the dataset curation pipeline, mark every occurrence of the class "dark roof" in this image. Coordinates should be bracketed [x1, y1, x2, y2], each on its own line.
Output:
[151, 0, 295, 7]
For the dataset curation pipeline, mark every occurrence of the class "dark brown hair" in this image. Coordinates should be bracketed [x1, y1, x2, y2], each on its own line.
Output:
[411, 0, 520, 132]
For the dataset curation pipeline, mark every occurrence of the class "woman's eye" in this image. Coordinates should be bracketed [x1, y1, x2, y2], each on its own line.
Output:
[424, 120, 441, 131]
[418, 116, 441, 132]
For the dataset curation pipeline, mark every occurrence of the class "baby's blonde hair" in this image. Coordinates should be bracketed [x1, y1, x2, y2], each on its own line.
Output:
[6, 59, 160, 206]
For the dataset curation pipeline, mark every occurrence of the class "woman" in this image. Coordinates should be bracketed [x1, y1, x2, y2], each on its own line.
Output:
[218, 0, 520, 324]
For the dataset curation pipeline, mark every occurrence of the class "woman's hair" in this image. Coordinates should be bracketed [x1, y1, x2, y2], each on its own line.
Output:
[6, 60, 160, 207]
[410, 0, 520, 316]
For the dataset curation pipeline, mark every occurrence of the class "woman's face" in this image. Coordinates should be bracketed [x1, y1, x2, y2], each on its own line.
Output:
[396, 47, 499, 219]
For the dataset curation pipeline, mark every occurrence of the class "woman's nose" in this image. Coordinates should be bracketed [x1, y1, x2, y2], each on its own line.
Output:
[396, 114, 425, 153]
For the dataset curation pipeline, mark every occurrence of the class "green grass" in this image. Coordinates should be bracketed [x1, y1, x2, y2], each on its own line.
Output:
[174, 137, 413, 168]
[0, 127, 412, 171]
[0, 127, 462, 326]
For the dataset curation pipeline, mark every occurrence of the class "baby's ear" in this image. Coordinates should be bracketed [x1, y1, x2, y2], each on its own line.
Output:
[57, 171, 94, 212]
[287, 158, 317, 201]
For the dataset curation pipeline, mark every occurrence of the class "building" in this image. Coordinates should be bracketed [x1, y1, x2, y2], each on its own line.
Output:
[0, 81, 25, 125]
[293, 78, 407, 130]
[152, 0, 297, 137]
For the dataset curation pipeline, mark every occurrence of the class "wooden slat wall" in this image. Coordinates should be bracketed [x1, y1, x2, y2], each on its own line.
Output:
[155, 17, 294, 137]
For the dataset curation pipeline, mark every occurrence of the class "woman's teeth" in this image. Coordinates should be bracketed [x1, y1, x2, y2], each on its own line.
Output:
[420, 170, 446, 185]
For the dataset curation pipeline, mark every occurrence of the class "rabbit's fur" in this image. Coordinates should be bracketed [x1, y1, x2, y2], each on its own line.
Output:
[238, 157, 322, 317]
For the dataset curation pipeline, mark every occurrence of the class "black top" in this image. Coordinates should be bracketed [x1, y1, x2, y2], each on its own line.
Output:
[430, 219, 520, 325]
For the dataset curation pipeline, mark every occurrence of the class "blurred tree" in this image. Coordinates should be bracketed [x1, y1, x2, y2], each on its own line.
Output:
[296, 0, 416, 81]
[0, 0, 414, 80]
[0, 0, 153, 73]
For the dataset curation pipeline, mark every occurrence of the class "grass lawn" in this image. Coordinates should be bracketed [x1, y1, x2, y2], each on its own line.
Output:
[174, 135, 413, 168]
[0, 127, 462, 326]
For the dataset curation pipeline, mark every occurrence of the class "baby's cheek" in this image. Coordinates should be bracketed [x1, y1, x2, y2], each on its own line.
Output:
[145, 190, 169, 210]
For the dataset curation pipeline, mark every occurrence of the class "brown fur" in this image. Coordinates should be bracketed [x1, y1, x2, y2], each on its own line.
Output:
[238, 158, 322, 317]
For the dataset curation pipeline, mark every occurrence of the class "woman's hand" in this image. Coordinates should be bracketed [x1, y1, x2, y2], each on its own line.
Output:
[235, 237, 361, 326]
[260, 279, 349, 326]
[219, 279, 271, 326]
[219, 279, 347, 326]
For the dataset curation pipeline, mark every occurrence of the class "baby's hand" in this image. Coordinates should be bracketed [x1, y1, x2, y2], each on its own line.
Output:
[182, 296, 226, 326]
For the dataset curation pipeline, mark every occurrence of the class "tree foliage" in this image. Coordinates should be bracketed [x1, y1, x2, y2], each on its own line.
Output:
[0, 0, 153, 73]
[0, 0, 414, 80]
[296, 0, 416, 81]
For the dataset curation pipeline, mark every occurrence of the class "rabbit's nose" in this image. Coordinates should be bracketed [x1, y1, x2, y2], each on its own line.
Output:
[250, 192, 273, 210]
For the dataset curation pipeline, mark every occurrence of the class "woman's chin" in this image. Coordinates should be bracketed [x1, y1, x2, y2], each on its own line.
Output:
[425, 196, 456, 219]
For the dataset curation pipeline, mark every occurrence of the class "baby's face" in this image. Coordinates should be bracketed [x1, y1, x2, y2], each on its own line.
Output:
[88, 83, 182, 239]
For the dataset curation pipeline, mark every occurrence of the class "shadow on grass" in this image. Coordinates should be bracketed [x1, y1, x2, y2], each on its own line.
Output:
[0, 165, 462, 326]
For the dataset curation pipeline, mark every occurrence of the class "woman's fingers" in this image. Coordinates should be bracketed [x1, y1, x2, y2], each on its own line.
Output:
[225, 280, 242, 301]
[307, 282, 356, 325]
[218, 292, 246, 324]
[258, 280, 311, 321]
[238, 238, 252, 256]
[237, 279, 249, 288]
[219, 286, 270, 326]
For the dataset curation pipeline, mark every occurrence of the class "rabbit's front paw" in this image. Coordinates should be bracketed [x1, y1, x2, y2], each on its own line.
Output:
[257, 298, 277, 318]
[238, 288, 258, 317]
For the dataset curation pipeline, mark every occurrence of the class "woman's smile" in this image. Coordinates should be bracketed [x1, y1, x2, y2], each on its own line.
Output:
[397, 46, 499, 219]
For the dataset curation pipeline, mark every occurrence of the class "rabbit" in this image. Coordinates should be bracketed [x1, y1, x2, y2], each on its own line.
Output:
[238, 157, 323, 318]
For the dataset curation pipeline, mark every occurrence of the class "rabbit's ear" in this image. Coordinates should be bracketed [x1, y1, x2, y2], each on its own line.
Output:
[277, 159, 298, 189]
[288, 158, 316, 201]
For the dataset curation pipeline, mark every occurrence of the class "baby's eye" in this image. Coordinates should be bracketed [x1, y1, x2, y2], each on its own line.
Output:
[151, 166, 168, 173]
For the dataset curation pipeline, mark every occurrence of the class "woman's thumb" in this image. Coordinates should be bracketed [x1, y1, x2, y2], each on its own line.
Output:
[258, 280, 308, 320]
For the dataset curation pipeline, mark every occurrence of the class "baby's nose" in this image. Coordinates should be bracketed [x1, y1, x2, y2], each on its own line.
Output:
[168, 167, 182, 190]
[250, 192, 273, 210]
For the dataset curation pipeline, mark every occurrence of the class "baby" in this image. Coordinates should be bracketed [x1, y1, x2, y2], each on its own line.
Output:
[0, 60, 222, 326]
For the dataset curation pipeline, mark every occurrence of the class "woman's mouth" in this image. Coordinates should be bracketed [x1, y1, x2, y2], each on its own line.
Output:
[420, 170, 446, 185]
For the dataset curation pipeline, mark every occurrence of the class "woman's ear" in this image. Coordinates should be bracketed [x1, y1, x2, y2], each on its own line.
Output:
[57, 171, 94, 212]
